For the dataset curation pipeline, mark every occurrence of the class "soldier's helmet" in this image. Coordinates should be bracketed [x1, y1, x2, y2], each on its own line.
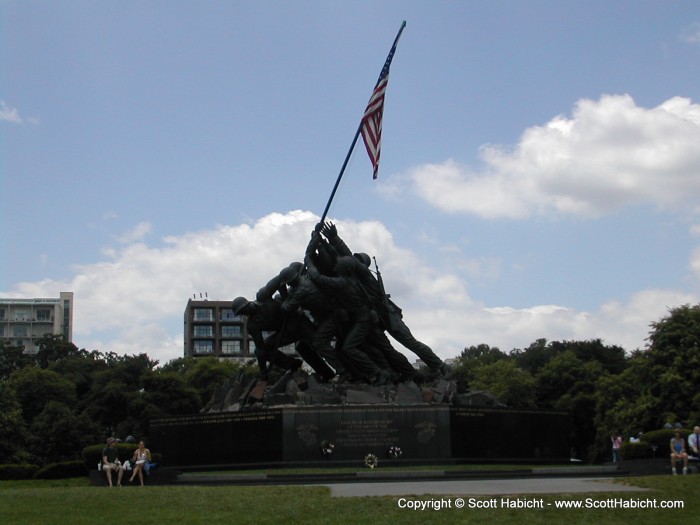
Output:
[353, 252, 371, 267]
[280, 262, 303, 284]
[231, 296, 251, 315]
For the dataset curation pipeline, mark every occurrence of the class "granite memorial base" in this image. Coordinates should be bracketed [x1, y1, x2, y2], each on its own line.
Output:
[150, 405, 569, 469]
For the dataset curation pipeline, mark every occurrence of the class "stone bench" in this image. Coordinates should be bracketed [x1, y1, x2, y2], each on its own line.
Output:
[89, 468, 180, 486]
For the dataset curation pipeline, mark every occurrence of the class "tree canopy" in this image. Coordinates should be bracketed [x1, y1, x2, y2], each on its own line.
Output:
[1, 304, 699, 465]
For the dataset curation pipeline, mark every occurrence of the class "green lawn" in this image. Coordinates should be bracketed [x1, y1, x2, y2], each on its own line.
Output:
[0, 475, 695, 524]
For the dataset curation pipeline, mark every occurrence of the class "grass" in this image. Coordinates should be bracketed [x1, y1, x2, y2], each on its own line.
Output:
[0, 475, 696, 524]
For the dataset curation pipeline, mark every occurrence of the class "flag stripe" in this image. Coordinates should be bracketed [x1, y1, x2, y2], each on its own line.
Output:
[361, 75, 389, 179]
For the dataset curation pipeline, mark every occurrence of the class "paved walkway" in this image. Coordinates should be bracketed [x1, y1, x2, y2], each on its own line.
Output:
[327, 477, 649, 498]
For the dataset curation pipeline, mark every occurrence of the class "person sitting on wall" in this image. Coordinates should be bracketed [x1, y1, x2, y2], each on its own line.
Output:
[687, 426, 700, 459]
[128, 440, 152, 486]
[670, 429, 689, 475]
[102, 438, 125, 487]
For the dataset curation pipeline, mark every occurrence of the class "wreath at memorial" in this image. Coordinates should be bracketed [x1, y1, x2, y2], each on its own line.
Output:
[387, 445, 402, 460]
[364, 453, 378, 469]
[321, 440, 335, 457]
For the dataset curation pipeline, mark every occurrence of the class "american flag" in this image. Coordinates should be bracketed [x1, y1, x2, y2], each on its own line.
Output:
[361, 74, 389, 180]
[361, 25, 403, 179]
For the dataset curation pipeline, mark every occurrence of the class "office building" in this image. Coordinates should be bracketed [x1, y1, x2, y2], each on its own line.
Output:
[184, 298, 302, 363]
[183, 299, 255, 363]
[0, 291, 73, 353]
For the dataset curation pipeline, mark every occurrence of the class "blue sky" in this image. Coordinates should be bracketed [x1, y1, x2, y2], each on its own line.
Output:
[2, 1, 700, 364]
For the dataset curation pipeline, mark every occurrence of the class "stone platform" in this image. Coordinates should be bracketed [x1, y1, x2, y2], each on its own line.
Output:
[150, 403, 570, 469]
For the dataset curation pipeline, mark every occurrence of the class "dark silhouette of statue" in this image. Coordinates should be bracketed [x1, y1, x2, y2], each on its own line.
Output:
[304, 232, 393, 384]
[320, 222, 451, 379]
[231, 267, 335, 381]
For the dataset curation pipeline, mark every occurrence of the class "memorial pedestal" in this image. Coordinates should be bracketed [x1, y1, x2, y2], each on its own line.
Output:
[150, 405, 569, 468]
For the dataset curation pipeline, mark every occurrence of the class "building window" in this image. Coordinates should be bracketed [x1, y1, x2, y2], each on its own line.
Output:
[193, 326, 213, 337]
[0, 308, 5, 320]
[194, 308, 214, 321]
[221, 340, 242, 355]
[221, 325, 241, 337]
[14, 325, 28, 337]
[193, 340, 213, 354]
[0, 326, 4, 337]
[37, 309, 51, 321]
[221, 309, 239, 321]
[14, 309, 29, 321]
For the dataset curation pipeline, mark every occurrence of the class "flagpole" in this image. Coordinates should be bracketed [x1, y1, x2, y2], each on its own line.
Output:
[319, 21, 406, 224]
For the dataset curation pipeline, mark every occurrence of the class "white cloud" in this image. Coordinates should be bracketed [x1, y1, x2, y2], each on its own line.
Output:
[385, 95, 700, 219]
[680, 22, 700, 45]
[404, 289, 698, 360]
[0, 100, 23, 123]
[3, 210, 696, 365]
[0, 100, 38, 124]
[115, 221, 153, 244]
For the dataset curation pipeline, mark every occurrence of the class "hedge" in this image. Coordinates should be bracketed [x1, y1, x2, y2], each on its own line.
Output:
[34, 460, 87, 479]
[638, 428, 692, 452]
[620, 442, 654, 460]
[0, 464, 40, 480]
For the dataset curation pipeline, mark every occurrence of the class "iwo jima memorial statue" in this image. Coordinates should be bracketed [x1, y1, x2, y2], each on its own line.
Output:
[150, 22, 570, 468]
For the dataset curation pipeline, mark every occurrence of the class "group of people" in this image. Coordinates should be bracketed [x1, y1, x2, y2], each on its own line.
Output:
[231, 222, 451, 385]
[101, 438, 152, 486]
[613, 426, 700, 474]
[669, 426, 700, 475]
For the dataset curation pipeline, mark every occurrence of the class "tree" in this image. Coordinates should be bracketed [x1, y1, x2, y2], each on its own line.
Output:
[535, 351, 606, 460]
[85, 377, 142, 436]
[548, 339, 626, 375]
[470, 360, 536, 408]
[591, 352, 653, 461]
[451, 344, 508, 391]
[84, 353, 159, 438]
[49, 353, 107, 405]
[35, 334, 84, 369]
[0, 340, 34, 380]
[141, 371, 201, 418]
[28, 401, 101, 464]
[511, 338, 553, 374]
[513, 338, 626, 375]
[0, 383, 28, 463]
[182, 357, 240, 406]
[643, 304, 700, 427]
[7, 367, 77, 422]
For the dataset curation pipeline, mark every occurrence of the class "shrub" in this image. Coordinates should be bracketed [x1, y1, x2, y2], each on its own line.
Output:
[620, 442, 654, 460]
[0, 464, 40, 480]
[34, 460, 87, 479]
[639, 428, 692, 452]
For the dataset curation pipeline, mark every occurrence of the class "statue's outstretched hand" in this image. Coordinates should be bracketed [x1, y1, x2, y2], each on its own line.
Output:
[321, 221, 337, 239]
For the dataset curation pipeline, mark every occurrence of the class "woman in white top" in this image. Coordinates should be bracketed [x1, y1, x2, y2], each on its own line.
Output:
[128, 441, 152, 485]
